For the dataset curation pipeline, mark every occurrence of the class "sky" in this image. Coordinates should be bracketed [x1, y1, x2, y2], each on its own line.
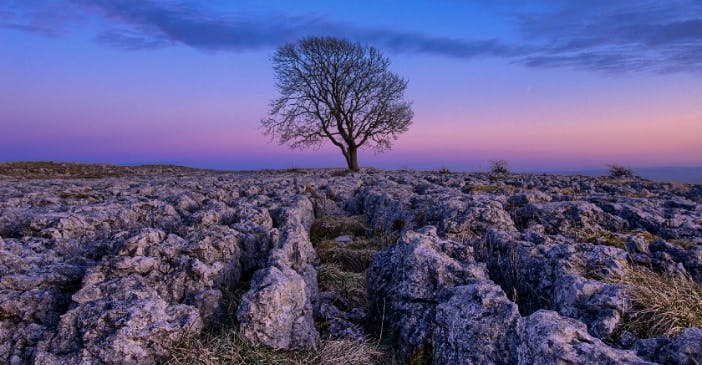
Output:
[1, 0, 701, 171]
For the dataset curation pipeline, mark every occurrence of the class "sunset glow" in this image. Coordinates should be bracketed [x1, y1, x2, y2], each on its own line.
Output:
[1, 1, 701, 171]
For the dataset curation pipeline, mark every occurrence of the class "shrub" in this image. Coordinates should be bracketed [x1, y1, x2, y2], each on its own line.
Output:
[607, 164, 634, 179]
[489, 160, 509, 175]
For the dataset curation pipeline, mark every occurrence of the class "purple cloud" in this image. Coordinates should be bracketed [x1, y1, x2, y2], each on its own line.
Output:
[1, 0, 701, 74]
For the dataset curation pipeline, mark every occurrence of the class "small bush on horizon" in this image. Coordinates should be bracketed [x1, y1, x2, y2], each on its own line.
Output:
[607, 164, 634, 179]
[489, 160, 510, 175]
[285, 166, 302, 173]
[437, 167, 451, 174]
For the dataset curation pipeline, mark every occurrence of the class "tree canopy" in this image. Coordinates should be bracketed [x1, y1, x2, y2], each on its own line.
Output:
[261, 36, 413, 171]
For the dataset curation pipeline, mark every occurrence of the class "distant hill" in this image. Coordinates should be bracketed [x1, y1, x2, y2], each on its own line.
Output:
[0, 161, 210, 179]
[555, 166, 702, 184]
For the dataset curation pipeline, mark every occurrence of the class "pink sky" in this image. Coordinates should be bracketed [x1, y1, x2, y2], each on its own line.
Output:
[1, 3, 701, 171]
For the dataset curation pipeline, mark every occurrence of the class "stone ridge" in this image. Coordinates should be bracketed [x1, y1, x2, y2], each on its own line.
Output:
[0, 169, 700, 364]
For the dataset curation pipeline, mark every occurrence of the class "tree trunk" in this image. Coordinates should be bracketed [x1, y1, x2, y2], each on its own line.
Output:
[347, 146, 359, 171]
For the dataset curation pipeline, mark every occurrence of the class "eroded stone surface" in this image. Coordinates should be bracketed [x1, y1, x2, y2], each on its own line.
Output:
[1, 167, 700, 364]
[0, 170, 320, 364]
[517, 310, 654, 365]
[433, 283, 521, 365]
[367, 226, 488, 361]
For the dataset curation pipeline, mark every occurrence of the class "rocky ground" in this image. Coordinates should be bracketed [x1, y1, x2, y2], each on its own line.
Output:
[1, 163, 701, 364]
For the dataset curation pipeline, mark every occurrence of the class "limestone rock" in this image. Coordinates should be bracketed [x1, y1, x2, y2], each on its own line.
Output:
[517, 310, 653, 365]
[367, 226, 488, 361]
[433, 283, 521, 365]
[634, 328, 702, 365]
[236, 266, 318, 349]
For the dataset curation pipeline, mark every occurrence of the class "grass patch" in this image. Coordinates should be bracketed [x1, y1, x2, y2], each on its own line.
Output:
[576, 230, 628, 248]
[557, 187, 578, 197]
[316, 240, 377, 273]
[310, 215, 402, 364]
[462, 184, 515, 195]
[315, 339, 385, 365]
[632, 230, 658, 244]
[317, 264, 368, 310]
[167, 331, 384, 365]
[166, 330, 300, 365]
[607, 266, 702, 338]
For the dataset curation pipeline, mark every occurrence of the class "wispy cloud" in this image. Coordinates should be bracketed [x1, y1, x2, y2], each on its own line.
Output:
[509, 0, 702, 73]
[2, 0, 701, 74]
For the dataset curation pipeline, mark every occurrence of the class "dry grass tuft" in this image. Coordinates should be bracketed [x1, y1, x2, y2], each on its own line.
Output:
[317, 264, 368, 310]
[166, 331, 383, 365]
[608, 266, 702, 338]
[166, 330, 294, 365]
[316, 239, 379, 273]
[669, 238, 699, 250]
[311, 215, 402, 364]
[632, 230, 659, 244]
[315, 339, 385, 365]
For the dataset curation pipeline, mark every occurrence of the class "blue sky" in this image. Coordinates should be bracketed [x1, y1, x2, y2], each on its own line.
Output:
[1, 0, 701, 171]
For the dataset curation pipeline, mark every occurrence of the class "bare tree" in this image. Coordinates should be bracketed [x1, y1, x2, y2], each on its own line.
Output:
[261, 37, 413, 171]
